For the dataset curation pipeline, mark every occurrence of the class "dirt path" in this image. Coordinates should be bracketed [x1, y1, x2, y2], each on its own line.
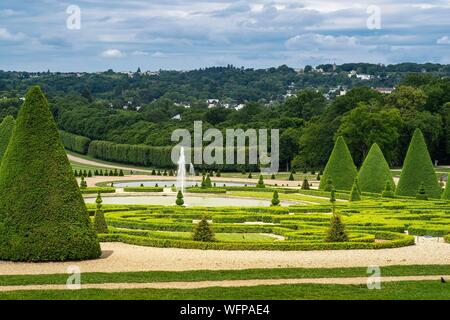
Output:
[0, 275, 447, 292]
[0, 238, 448, 275]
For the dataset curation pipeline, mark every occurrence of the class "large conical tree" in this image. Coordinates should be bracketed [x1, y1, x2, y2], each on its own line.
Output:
[396, 129, 441, 199]
[0, 86, 101, 261]
[358, 143, 395, 193]
[319, 136, 357, 191]
[0, 116, 15, 163]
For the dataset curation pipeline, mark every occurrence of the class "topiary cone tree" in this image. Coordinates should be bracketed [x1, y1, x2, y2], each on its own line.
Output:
[0, 115, 15, 163]
[396, 129, 441, 198]
[0, 86, 101, 262]
[271, 191, 280, 206]
[442, 175, 450, 200]
[358, 143, 395, 194]
[349, 178, 361, 202]
[94, 192, 108, 234]
[319, 136, 357, 191]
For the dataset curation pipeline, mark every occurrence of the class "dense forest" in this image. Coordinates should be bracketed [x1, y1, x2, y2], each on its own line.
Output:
[0, 63, 449, 170]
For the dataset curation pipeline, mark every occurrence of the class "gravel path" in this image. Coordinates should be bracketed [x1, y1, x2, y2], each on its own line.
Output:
[0, 275, 447, 292]
[0, 237, 448, 275]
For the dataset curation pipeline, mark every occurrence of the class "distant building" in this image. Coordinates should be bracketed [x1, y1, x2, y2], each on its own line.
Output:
[375, 87, 395, 94]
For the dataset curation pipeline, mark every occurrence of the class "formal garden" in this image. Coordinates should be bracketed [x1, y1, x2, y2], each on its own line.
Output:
[0, 86, 448, 300]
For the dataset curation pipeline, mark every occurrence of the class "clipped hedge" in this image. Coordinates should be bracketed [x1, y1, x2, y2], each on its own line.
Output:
[60, 130, 91, 154]
[186, 187, 227, 194]
[0, 115, 15, 163]
[99, 231, 414, 251]
[319, 136, 357, 191]
[123, 187, 164, 192]
[80, 187, 116, 194]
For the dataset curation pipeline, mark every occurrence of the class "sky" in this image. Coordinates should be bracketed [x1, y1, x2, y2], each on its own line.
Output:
[0, 0, 449, 72]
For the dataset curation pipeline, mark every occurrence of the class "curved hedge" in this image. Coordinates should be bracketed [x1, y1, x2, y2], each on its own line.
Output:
[319, 136, 357, 191]
[60, 130, 91, 154]
[0, 86, 100, 262]
[123, 187, 164, 192]
[442, 177, 450, 200]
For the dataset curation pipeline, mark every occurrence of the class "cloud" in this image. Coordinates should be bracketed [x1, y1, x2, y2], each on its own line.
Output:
[131, 50, 149, 56]
[100, 49, 125, 58]
[152, 51, 167, 58]
[0, 28, 25, 41]
[437, 36, 450, 45]
[286, 33, 359, 50]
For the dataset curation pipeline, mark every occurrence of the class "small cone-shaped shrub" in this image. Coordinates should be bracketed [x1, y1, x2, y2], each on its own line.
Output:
[205, 173, 212, 188]
[396, 129, 441, 198]
[176, 190, 184, 206]
[192, 217, 215, 242]
[216, 170, 221, 177]
[74, 170, 78, 177]
[319, 136, 357, 190]
[0, 86, 100, 261]
[382, 181, 395, 198]
[256, 175, 265, 188]
[301, 178, 310, 190]
[358, 143, 395, 193]
[94, 192, 108, 233]
[94, 169, 99, 176]
[201, 175, 207, 188]
[271, 191, 280, 206]
[349, 178, 361, 201]
[324, 177, 334, 192]
[325, 213, 348, 242]
[248, 172, 252, 179]
[416, 182, 428, 200]
[163, 170, 167, 176]
[88, 170, 92, 177]
[151, 169, 156, 175]
[271, 174, 276, 179]
[79, 176, 87, 189]
[119, 169, 124, 176]
[0, 115, 15, 163]
[316, 173, 321, 181]
[442, 175, 450, 200]
[288, 172, 295, 181]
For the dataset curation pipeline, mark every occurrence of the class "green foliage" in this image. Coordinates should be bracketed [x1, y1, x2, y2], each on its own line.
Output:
[325, 213, 349, 242]
[358, 143, 395, 193]
[119, 169, 124, 176]
[0, 86, 100, 261]
[0, 115, 15, 163]
[415, 183, 428, 201]
[288, 172, 295, 181]
[205, 173, 212, 188]
[176, 191, 184, 206]
[349, 178, 361, 202]
[256, 175, 265, 188]
[382, 181, 395, 198]
[79, 176, 87, 189]
[319, 136, 357, 191]
[192, 217, 215, 242]
[396, 129, 441, 198]
[94, 192, 108, 234]
[59, 130, 91, 154]
[248, 172, 252, 179]
[271, 191, 280, 206]
[123, 187, 164, 192]
[324, 177, 334, 192]
[301, 178, 310, 190]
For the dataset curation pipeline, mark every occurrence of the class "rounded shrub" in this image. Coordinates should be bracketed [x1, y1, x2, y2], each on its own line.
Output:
[396, 129, 441, 198]
[358, 143, 395, 193]
[319, 136, 357, 191]
[192, 217, 215, 242]
[0, 86, 100, 261]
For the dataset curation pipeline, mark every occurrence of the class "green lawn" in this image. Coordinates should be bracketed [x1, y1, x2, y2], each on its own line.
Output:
[1, 281, 448, 300]
[1, 265, 448, 286]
